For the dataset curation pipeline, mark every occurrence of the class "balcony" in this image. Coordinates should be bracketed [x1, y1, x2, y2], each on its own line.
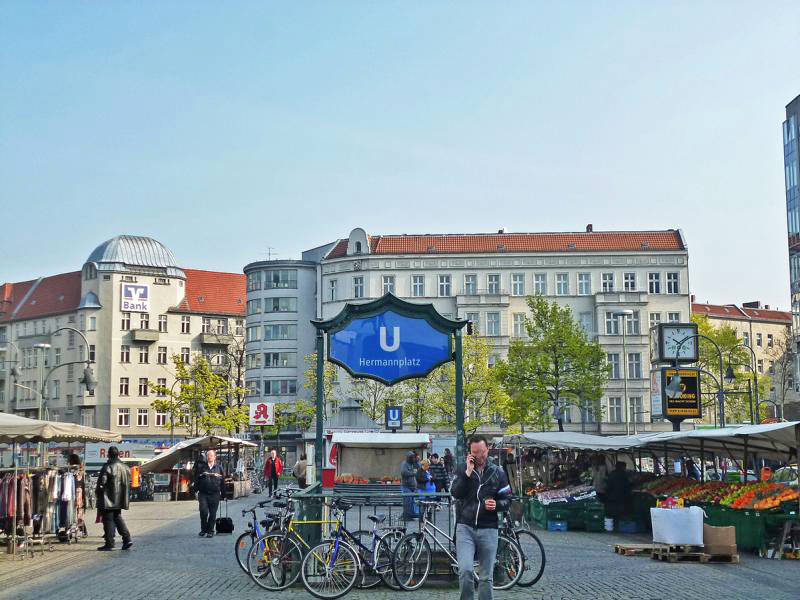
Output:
[456, 289, 510, 306]
[131, 328, 160, 343]
[199, 332, 234, 346]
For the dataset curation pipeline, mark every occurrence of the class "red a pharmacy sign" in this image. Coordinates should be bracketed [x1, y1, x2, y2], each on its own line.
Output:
[249, 402, 275, 426]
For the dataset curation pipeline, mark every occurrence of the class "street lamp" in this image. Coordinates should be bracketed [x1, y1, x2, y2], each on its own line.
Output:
[675, 333, 728, 427]
[613, 310, 634, 435]
[726, 342, 759, 423]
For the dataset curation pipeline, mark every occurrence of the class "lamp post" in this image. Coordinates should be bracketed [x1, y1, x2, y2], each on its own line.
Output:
[724, 342, 759, 423]
[613, 310, 634, 435]
[674, 333, 727, 427]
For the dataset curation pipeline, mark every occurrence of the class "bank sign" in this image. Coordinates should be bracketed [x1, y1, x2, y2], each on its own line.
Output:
[329, 309, 453, 385]
[121, 282, 150, 312]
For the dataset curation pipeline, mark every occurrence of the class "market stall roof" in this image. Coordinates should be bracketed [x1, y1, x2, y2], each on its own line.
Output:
[139, 434, 256, 473]
[0, 412, 121, 443]
[503, 431, 641, 451]
[331, 432, 430, 448]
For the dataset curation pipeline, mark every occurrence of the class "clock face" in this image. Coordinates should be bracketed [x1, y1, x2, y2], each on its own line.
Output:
[662, 326, 697, 360]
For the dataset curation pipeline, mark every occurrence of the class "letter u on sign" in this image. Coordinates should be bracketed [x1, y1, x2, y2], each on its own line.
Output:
[379, 326, 400, 352]
[388, 408, 400, 421]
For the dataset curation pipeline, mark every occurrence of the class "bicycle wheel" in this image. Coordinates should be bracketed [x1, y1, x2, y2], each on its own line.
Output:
[492, 534, 523, 590]
[235, 530, 255, 574]
[376, 530, 404, 590]
[247, 533, 303, 591]
[392, 533, 431, 591]
[301, 539, 360, 600]
[514, 529, 546, 587]
[352, 530, 381, 589]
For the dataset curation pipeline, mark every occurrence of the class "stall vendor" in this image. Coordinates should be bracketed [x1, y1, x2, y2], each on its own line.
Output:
[605, 461, 632, 528]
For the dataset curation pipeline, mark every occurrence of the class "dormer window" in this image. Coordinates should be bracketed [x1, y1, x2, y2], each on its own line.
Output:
[355, 241, 362, 254]
[83, 263, 97, 280]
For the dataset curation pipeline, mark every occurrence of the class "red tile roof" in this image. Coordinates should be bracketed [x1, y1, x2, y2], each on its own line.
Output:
[0, 273, 81, 323]
[325, 230, 685, 258]
[692, 303, 790, 324]
[174, 269, 245, 316]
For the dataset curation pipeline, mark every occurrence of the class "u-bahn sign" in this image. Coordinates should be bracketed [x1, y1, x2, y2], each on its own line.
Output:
[313, 293, 465, 385]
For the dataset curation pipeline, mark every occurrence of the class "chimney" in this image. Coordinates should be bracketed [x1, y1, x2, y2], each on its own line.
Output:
[765, 304, 770, 310]
[691, 294, 695, 303]
[586, 224, 593, 232]
[498, 227, 507, 234]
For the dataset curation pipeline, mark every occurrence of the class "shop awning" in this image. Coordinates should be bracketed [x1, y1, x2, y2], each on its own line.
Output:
[0, 412, 121, 443]
[503, 431, 641, 451]
[331, 432, 431, 448]
[140, 434, 257, 473]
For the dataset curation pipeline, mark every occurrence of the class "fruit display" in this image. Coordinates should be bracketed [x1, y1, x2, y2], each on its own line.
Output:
[535, 483, 595, 505]
[637, 476, 695, 497]
[333, 473, 400, 484]
[639, 477, 800, 511]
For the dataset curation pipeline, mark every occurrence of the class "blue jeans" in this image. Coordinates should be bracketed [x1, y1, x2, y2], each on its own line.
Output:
[401, 486, 418, 518]
[456, 524, 498, 600]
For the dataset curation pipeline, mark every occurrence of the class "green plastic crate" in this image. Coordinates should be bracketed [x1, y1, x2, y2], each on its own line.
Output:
[585, 519, 606, 532]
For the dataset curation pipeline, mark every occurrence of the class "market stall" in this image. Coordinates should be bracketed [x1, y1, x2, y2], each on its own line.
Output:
[329, 432, 430, 489]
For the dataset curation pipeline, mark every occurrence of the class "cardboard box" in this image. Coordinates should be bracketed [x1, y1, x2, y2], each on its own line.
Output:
[650, 507, 705, 545]
[703, 524, 737, 555]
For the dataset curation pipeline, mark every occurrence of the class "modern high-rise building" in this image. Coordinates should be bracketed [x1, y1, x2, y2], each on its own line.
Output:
[783, 94, 800, 405]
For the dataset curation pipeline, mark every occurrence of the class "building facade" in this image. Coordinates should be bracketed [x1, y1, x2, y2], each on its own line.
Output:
[0, 235, 245, 443]
[784, 95, 800, 405]
[244, 226, 692, 433]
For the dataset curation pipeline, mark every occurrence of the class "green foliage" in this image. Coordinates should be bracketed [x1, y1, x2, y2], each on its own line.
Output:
[302, 352, 340, 418]
[391, 377, 438, 433]
[261, 399, 316, 438]
[495, 295, 608, 432]
[149, 355, 249, 436]
[350, 378, 401, 422]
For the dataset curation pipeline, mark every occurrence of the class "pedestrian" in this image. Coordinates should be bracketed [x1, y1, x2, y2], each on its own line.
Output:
[293, 453, 308, 488]
[416, 458, 437, 497]
[429, 453, 449, 492]
[451, 435, 512, 600]
[685, 457, 702, 481]
[590, 455, 609, 502]
[400, 451, 419, 520]
[605, 461, 632, 529]
[195, 449, 225, 538]
[263, 449, 283, 497]
[443, 447, 454, 476]
[95, 446, 132, 551]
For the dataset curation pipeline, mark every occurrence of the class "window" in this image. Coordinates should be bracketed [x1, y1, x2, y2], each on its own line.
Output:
[117, 408, 130, 427]
[247, 271, 262, 291]
[180, 347, 190, 364]
[555, 273, 569, 295]
[264, 352, 297, 368]
[119, 378, 129, 396]
[84, 263, 97, 280]
[181, 316, 191, 333]
[156, 411, 167, 426]
[247, 299, 262, 315]
[769, 360, 775, 375]
[215, 319, 228, 335]
[329, 279, 338, 301]
[767, 334, 774, 348]
[88, 344, 95, 362]
[466, 312, 480, 333]
[630, 397, 644, 423]
[623, 272, 636, 291]
[137, 408, 149, 426]
[533, 273, 546, 295]
[68, 330, 75, 347]
[140, 313, 149, 329]
[605, 312, 620, 335]
[264, 324, 297, 340]
[437, 274, 452, 297]
[139, 346, 149, 363]
[649, 313, 661, 328]
[353, 276, 364, 298]
[626, 311, 640, 335]
[158, 315, 168, 332]
[120, 345, 130, 363]
[464, 274, 477, 295]
[628, 353, 642, 379]
[264, 379, 298, 395]
[511, 274, 524, 296]
[52, 380, 60, 400]
[648, 273, 661, 294]
[246, 353, 262, 369]
[79, 314, 86, 331]
[608, 397, 622, 423]
[202, 317, 211, 333]
[486, 312, 500, 336]
[607, 353, 620, 379]
[246, 380, 259, 397]
[668, 312, 680, 323]
[412, 275, 425, 297]
[743, 332, 750, 346]
[157, 346, 167, 364]
[577, 273, 591, 295]
[264, 269, 298, 289]
[602, 273, 614, 292]
[487, 274, 501, 294]
[54, 347, 62, 366]
[757, 359, 764, 374]
[157, 378, 166, 397]
[121, 312, 130, 330]
[235, 319, 244, 336]
[66, 394, 73, 411]
[512, 313, 526, 337]
[756, 333, 763, 347]
[87, 315, 96, 331]
[382, 275, 395, 294]
[67, 364, 74, 380]
[246, 326, 260, 342]
[666, 272, 679, 294]
[81, 408, 95, 427]
[579, 312, 593, 334]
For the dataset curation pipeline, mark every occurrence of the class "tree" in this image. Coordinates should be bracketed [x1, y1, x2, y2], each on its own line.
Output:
[429, 333, 508, 435]
[767, 327, 795, 420]
[495, 295, 608, 432]
[302, 352, 340, 419]
[150, 355, 249, 437]
[350, 378, 400, 423]
[392, 377, 437, 433]
[260, 399, 316, 440]
[208, 334, 247, 432]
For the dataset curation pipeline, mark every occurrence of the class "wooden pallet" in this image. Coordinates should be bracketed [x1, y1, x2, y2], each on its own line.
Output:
[651, 545, 739, 564]
[614, 543, 655, 557]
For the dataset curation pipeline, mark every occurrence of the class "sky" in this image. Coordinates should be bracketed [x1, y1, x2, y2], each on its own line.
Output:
[1, 2, 799, 310]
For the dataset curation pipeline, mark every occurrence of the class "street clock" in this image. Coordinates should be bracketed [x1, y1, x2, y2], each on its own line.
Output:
[650, 323, 698, 364]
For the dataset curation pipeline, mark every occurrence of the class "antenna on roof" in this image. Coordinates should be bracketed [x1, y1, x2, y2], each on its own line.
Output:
[266, 247, 275, 261]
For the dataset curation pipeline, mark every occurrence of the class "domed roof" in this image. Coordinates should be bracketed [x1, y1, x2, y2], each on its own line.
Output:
[86, 235, 185, 278]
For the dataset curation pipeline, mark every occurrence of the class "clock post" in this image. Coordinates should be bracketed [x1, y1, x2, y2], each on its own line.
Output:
[650, 323, 700, 431]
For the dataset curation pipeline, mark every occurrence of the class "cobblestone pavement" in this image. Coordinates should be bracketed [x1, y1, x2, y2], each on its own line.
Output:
[1, 493, 799, 600]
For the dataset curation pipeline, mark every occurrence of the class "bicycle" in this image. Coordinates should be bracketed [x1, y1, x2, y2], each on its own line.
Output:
[500, 496, 546, 587]
[234, 498, 284, 573]
[391, 500, 523, 591]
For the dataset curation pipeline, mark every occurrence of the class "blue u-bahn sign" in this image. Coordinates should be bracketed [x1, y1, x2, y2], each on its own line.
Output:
[313, 293, 466, 385]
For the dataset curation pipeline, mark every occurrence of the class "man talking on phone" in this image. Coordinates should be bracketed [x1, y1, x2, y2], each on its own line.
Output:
[450, 434, 512, 600]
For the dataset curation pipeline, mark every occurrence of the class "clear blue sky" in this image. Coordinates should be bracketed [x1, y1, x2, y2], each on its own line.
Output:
[1, 2, 799, 309]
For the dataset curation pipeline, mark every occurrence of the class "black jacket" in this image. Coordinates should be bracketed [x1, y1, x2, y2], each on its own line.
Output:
[400, 459, 417, 490]
[96, 458, 131, 511]
[194, 462, 225, 496]
[450, 461, 512, 529]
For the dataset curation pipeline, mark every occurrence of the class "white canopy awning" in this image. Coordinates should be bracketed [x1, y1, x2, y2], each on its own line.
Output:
[331, 432, 431, 448]
[503, 431, 641, 451]
[0, 412, 121, 443]
[140, 434, 256, 473]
